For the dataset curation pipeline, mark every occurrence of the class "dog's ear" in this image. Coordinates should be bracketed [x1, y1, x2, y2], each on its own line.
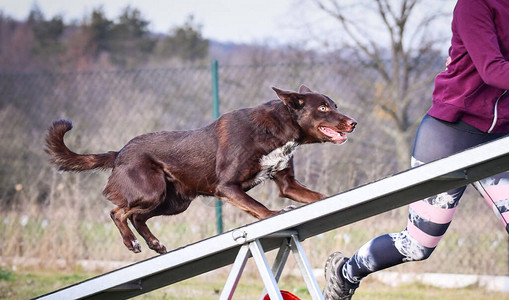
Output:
[272, 87, 305, 109]
[298, 85, 312, 93]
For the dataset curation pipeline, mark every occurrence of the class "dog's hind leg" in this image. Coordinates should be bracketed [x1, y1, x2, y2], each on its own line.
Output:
[110, 206, 142, 253]
[129, 184, 192, 254]
[105, 162, 169, 253]
[129, 211, 166, 254]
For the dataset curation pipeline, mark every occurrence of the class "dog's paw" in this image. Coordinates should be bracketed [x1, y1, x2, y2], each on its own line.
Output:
[283, 205, 297, 212]
[149, 239, 167, 254]
[273, 205, 297, 216]
[130, 239, 142, 253]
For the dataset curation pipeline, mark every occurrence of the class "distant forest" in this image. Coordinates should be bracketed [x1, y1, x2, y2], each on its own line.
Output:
[0, 4, 214, 72]
[0, 4, 326, 73]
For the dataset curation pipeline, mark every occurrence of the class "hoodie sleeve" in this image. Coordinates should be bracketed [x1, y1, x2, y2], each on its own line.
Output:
[454, 0, 509, 89]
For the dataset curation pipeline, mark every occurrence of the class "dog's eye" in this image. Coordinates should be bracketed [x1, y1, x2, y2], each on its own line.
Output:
[318, 105, 328, 112]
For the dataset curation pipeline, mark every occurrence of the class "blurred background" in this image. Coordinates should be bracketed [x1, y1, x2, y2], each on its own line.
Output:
[0, 0, 507, 292]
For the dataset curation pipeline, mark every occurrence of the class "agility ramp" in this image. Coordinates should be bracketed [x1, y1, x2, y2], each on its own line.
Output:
[37, 136, 509, 300]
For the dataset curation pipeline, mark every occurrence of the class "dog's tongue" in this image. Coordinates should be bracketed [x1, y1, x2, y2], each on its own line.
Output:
[319, 126, 345, 141]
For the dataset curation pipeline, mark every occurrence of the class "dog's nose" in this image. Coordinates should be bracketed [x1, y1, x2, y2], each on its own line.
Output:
[347, 119, 357, 129]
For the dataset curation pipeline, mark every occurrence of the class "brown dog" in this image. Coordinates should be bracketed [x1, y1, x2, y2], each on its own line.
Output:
[45, 85, 357, 254]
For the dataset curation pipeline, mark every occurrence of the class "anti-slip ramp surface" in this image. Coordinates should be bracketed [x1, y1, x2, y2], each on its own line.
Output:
[37, 136, 509, 300]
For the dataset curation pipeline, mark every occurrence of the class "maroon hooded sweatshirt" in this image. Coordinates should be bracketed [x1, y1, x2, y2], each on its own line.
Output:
[429, 0, 509, 133]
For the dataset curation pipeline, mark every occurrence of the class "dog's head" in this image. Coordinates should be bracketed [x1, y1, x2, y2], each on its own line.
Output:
[272, 85, 357, 144]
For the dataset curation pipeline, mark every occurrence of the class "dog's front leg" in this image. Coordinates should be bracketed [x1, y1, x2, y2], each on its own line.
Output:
[215, 184, 280, 219]
[274, 169, 326, 203]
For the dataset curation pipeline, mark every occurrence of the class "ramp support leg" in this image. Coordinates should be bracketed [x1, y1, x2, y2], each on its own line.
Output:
[221, 231, 323, 300]
[220, 244, 251, 300]
[289, 234, 323, 300]
[220, 239, 283, 300]
[250, 239, 284, 300]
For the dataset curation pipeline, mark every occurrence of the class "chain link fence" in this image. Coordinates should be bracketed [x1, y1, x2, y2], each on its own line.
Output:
[0, 61, 507, 276]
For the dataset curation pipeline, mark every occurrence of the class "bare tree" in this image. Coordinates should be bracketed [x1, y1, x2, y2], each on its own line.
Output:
[310, 0, 451, 169]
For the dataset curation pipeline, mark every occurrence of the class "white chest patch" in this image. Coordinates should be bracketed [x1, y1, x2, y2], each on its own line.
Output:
[255, 141, 299, 184]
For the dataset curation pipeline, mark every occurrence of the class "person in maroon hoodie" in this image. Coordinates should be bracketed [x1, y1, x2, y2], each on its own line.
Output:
[323, 0, 509, 299]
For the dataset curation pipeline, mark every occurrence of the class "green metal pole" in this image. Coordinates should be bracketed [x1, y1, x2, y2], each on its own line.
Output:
[211, 59, 223, 234]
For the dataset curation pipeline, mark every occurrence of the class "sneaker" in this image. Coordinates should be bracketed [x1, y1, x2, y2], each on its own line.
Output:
[323, 252, 358, 300]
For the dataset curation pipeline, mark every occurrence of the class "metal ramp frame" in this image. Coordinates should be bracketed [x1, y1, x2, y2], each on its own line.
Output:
[37, 136, 509, 300]
[220, 230, 322, 300]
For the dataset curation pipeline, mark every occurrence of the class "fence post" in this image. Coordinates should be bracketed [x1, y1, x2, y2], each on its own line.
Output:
[211, 59, 223, 234]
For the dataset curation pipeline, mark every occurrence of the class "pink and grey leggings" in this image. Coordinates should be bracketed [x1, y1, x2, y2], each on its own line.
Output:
[342, 114, 509, 284]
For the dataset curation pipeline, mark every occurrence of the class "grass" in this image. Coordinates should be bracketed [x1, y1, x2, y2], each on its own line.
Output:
[0, 268, 91, 299]
[1, 267, 509, 300]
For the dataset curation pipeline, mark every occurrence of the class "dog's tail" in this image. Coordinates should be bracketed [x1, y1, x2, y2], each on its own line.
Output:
[45, 120, 117, 172]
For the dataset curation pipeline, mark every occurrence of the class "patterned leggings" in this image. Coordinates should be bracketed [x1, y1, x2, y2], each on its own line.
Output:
[342, 114, 509, 284]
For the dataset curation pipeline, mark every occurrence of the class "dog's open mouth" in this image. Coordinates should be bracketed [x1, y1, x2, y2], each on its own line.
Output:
[318, 126, 347, 143]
